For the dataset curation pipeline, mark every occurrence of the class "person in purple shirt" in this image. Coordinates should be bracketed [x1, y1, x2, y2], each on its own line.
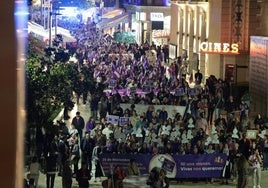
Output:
[85, 117, 96, 133]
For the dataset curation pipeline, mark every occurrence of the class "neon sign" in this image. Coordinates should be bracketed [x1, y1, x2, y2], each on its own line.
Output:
[200, 42, 239, 54]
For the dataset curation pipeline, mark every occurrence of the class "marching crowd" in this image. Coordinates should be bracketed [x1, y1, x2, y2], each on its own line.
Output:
[25, 19, 268, 188]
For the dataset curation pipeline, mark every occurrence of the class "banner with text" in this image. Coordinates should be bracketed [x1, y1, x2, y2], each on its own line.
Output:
[100, 153, 227, 178]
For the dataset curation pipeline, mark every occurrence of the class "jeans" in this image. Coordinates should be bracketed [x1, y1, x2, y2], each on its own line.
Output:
[252, 167, 261, 187]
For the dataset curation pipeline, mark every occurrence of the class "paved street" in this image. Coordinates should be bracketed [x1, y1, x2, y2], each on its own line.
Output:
[29, 170, 268, 188]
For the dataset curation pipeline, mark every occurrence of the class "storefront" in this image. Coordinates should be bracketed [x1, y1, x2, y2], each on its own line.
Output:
[96, 9, 130, 36]
[124, 4, 170, 45]
[169, 0, 262, 83]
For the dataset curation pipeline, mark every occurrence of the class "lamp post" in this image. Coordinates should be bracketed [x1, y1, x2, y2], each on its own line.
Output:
[49, 1, 52, 47]
[48, 1, 61, 47]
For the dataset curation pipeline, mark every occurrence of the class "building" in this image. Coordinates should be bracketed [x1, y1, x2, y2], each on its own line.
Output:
[123, 0, 171, 45]
[169, 0, 268, 115]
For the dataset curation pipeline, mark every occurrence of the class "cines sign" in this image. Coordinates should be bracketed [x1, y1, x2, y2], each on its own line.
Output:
[200, 42, 239, 54]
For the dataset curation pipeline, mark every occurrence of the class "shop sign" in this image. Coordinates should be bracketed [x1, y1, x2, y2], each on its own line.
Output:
[151, 12, 164, 21]
[152, 30, 170, 38]
[200, 42, 239, 54]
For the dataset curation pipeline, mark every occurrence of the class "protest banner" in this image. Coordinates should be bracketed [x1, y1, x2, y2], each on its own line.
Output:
[100, 153, 227, 179]
[107, 115, 119, 125]
[120, 117, 130, 126]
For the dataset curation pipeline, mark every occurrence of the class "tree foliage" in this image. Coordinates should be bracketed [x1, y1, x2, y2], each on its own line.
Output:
[25, 56, 75, 128]
[26, 35, 75, 128]
[113, 31, 136, 44]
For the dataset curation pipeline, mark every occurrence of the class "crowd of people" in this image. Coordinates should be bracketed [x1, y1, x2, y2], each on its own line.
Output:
[25, 18, 268, 188]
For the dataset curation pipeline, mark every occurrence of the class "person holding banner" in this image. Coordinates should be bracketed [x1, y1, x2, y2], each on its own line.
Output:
[147, 167, 162, 188]
[126, 159, 140, 176]
[159, 169, 169, 188]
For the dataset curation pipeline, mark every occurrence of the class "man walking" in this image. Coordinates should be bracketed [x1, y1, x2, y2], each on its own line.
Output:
[80, 132, 95, 172]
[71, 111, 85, 140]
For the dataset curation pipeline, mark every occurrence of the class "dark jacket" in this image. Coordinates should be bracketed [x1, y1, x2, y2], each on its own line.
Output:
[76, 168, 91, 188]
[71, 116, 85, 131]
[46, 154, 57, 173]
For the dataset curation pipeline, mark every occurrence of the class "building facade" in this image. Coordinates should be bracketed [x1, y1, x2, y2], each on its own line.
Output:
[169, 0, 268, 115]
[124, 1, 171, 45]
[169, 0, 263, 82]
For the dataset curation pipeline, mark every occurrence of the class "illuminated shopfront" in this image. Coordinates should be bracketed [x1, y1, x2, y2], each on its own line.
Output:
[124, 3, 170, 45]
[169, 0, 262, 83]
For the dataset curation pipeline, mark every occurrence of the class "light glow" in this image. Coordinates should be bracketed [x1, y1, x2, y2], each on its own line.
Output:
[200, 42, 239, 54]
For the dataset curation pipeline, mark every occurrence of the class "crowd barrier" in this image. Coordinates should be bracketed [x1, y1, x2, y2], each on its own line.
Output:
[100, 153, 227, 179]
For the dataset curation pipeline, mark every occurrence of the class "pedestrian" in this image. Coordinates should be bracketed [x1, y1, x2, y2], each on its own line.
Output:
[71, 111, 85, 140]
[159, 169, 169, 188]
[68, 124, 78, 137]
[90, 94, 99, 120]
[62, 160, 72, 188]
[80, 132, 95, 171]
[98, 95, 108, 119]
[194, 69, 203, 85]
[70, 138, 80, 177]
[239, 100, 249, 122]
[236, 155, 249, 188]
[91, 141, 104, 182]
[147, 167, 162, 188]
[126, 158, 140, 176]
[221, 143, 231, 185]
[57, 135, 69, 176]
[27, 156, 41, 187]
[85, 116, 96, 134]
[76, 163, 91, 188]
[107, 165, 126, 188]
[238, 132, 252, 159]
[261, 135, 268, 170]
[249, 148, 262, 188]
[45, 152, 58, 188]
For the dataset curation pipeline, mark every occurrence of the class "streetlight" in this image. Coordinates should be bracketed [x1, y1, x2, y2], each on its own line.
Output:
[48, 1, 61, 47]
[49, 1, 52, 47]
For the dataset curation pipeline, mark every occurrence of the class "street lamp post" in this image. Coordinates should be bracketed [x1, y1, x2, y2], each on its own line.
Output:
[48, 1, 61, 47]
[49, 1, 52, 47]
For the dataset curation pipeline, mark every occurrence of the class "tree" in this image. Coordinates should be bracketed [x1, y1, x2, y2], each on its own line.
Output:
[113, 31, 136, 44]
[26, 30, 98, 155]
[25, 56, 75, 128]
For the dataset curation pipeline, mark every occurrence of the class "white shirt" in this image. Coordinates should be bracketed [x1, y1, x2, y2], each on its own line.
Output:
[249, 154, 261, 169]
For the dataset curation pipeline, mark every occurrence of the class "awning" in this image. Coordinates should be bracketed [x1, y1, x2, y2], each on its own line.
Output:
[101, 9, 124, 19]
[97, 13, 129, 29]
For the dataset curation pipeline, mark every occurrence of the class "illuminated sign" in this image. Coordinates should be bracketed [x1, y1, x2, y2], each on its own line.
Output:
[152, 30, 170, 38]
[200, 42, 239, 54]
[151, 12, 164, 21]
